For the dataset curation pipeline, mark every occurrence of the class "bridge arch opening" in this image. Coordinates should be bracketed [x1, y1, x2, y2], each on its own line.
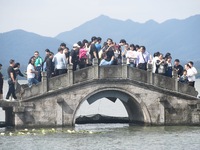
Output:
[73, 89, 151, 125]
[75, 98, 129, 124]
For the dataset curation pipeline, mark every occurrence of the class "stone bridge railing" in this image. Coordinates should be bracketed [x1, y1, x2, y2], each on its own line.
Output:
[19, 59, 198, 100]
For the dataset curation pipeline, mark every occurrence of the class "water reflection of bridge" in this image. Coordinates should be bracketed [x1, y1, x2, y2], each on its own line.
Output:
[0, 59, 199, 127]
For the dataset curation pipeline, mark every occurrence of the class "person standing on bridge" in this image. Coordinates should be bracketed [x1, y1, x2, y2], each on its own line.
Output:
[27, 57, 39, 87]
[89, 36, 99, 64]
[34, 51, 43, 82]
[126, 44, 138, 68]
[136, 46, 150, 70]
[14, 62, 26, 78]
[46, 52, 55, 78]
[165, 56, 173, 78]
[69, 43, 80, 71]
[13, 62, 26, 93]
[0, 64, 3, 100]
[187, 61, 198, 87]
[95, 37, 102, 52]
[42, 49, 51, 71]
[152, 52, 160, 73]
[53, 47, 67, 76]
[60, 43, 70, 64]
[174, 59, 184, 77]
[6, 59, 17, 101]
[155, 53, 167, 75]
[179, 69, 188, 84]
[119, 39, 127, 58]
[99, 38, 115, 66]
[79, 39, 89, 69]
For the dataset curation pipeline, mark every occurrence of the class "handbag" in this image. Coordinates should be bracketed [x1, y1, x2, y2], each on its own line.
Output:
[138, 53, 147, 70]
[138, 62, 147, 70]
[158, 64, 165, 74]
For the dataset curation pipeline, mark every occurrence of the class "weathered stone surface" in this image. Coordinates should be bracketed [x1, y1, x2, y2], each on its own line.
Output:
[11, 79, 200, 127]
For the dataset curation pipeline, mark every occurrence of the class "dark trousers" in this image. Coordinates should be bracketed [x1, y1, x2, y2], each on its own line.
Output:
[36, 66, 42, 82]
[47, 69, 52, 78]
[55, 69, 67, 76]
[189, 81, 195, 87]
[79, 58, 86, 69]
[72, 61, 79, 71]
[0, 81, 3, 94]
[6, 83, 17, 99]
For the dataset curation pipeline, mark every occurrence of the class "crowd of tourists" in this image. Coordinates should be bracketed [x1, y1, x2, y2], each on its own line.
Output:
[0, 36, 198, 101]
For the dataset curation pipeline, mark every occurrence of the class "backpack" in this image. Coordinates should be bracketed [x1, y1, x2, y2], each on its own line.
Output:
[158, 64, 167, 74]
[79, 49, 87, 59]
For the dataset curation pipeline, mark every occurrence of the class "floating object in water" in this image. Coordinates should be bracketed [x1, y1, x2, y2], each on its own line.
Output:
[0, 133, 5, 136]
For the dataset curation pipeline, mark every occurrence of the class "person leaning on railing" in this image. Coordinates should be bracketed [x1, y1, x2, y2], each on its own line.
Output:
[27, 57, 39, 88]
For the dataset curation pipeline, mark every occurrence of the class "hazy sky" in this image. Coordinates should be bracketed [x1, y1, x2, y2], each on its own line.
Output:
[0, 0, 200, 37]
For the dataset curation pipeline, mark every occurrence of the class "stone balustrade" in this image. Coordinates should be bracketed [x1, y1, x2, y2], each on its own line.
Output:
[20, 58, 198, 100]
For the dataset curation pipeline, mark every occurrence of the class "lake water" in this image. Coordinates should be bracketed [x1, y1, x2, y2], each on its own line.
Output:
[0, 124, 200, 150]
[0, 80, 200, 150]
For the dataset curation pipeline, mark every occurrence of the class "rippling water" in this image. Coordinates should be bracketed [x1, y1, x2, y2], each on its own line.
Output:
[0, 124, 200, 150]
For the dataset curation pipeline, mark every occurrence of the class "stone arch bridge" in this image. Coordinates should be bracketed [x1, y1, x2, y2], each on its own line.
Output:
[0, 59, 199, 127]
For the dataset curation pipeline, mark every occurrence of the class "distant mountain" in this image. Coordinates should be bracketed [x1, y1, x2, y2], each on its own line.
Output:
[56, 14, 200, 61]
[0, 29, 65, 77]
[0, 15, 200, 77]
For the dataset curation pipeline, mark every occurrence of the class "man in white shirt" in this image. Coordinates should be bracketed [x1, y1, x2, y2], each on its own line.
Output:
[188, 61, 198, 87]
[136, 46, 150, 70]
[53, 47, 67, 76]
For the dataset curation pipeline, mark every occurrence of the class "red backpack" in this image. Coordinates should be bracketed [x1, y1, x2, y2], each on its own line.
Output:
[79, 48, 87, 59]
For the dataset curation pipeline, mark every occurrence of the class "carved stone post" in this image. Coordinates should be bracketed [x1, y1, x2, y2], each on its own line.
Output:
[159, 97, 167, 125]
[197, 102, 200, 111]
[147, 63, 153, 85]
[122, 58, 128, 79]
[4, 107, 15, 127]
[172, 67, 178, 91]
[93, 58, 99, 79]
[41, 71, 48, 93]
[68, 64, 73, 86]
[13, 106, 25, 127]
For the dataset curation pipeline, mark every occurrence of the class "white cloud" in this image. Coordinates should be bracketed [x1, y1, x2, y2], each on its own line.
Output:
[0, 0, 200, 37]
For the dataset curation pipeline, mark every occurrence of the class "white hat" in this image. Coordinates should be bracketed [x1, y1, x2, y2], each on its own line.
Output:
[73, 43, 80, 48]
